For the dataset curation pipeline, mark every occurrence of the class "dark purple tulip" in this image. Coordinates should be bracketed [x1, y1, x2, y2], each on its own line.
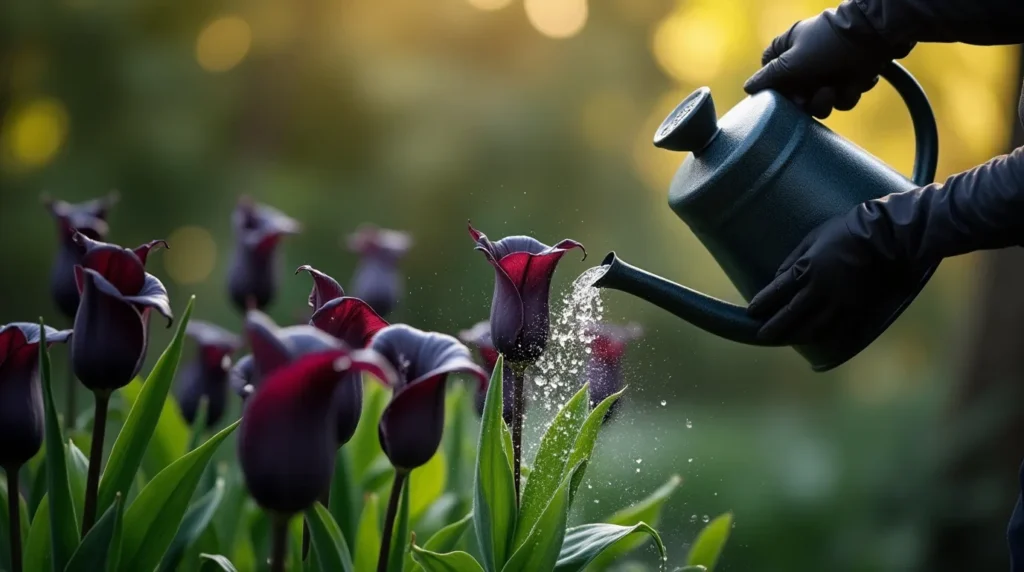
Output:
[584, 322, 642, 419]
[174, 321, 241, 427]
[469, 223, 585, 364]
[229, 354, 255, 399]
[70, 234, 173, 393]
[346, 224, 412, 318]
[45, 192, 119, 319]
[298, 265, 390, 444]
[370, 325, 487, 472]
[458, 321, 514, 425]
[238, 310, 396, 515]
[0, 324, 71, 468]
[227, 196, 300, 313]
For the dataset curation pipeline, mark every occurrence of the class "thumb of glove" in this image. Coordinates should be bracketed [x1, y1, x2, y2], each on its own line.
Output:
[743, 55, 801, 95]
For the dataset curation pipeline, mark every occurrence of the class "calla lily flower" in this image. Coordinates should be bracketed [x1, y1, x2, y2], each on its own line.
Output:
[227, 196, 300, 313]
[71, 234, 172, 393]
[583, 322, 642, 420]
[238, 310, 396, 515]
[346, 224, 412, 318]
[297, 265, 390, 443]
[0, 323, 71, 468]
[469, 222, 585, 363]
[459, 321, 514, 424]
[370, 325, 487, 472]
[174, 321, 241, 427]
[45, 192, 119, 319]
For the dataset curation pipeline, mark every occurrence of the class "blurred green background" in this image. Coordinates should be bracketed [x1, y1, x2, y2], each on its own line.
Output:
[2, 0, 1022, 569]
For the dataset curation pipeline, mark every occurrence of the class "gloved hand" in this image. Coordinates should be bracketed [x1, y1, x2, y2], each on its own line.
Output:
[744, 0, 914, 118]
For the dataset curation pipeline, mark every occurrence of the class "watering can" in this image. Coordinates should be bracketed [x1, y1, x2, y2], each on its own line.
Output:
[594, 61, 939, 371]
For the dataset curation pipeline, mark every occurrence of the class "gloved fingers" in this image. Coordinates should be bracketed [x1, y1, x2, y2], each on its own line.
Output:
[777, 238, 814, 277]
[748, 260, 806, 319]
[761, 20, 800, 65]
[744, 55, 802, 95]
[806, 87, 837, 119]
[756, 286, 818, 342]
[833, 86, 862, 112]
[787, 303, 840, 345]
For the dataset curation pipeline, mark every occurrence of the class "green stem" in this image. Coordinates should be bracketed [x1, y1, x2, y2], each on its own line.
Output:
[270, 514, 289, 572]
[377, 471, 407, 572]
[82, 391, 109, 536]
[6, 465, 21, 572]
[510, 361, 529, 505]
[65, 365, 76, 431]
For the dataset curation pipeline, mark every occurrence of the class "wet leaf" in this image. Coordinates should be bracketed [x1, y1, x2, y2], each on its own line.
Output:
[473, 356, 516, 572]
[554, 522, 664, 572]
[686, 512, 733, 572]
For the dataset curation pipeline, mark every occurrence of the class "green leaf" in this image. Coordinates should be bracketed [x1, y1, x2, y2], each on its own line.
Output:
[24, 497, 53, 572]
[554, 523, 665, 572]
[118, 379, 190, 481]
[350, 376, 389, 481]
[199, 553, 239, 572]
[187, 397, 210, 453]
[589, 474, 681, 569]
[354, 493, 381, 572]
[387, 474, 411, 572]
[0, 469, 29, 571]
[107, 491, 125, 572]
[672, 567, 707, 572]
[118, 418, 238, 572]
[362, 456, 395, 493]
[66, 440, 89, 528]
[38, 324, 80, 569]
[686, 513, 732, 572]
[156, 476, 226, 572]
[305, 502, 355, 572]
[473, 356, 517, 572]
[514, 385, 589, 549]
[501, 462, 586, 572]
[562, 389, 624, 500]
[65, 493, 125, 572]
[98, 297, 194, 515]
[423, 512, 473, 553]
[287, 513, 303, 572]
[410, 544, 485, 572]
[410, 449, 446, 523]
[329, 449, 358, 551]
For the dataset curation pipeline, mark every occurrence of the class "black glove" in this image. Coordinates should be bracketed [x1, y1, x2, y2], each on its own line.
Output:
[748, 147, 1024, 344]
[743, 1, 914, 119]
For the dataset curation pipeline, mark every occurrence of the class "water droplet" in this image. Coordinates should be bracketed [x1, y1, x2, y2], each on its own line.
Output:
[689, 514, 698, 523]
[702, 515, 710, 523]
[635, 458, 642, 464]
[635, 468, 641, 473]
[688, 458, 693, 463]
[593, 499, 600, 504]
[584, 347, 592, 354]
[660, 400, 667, 406]
[685, 419, 693, 429]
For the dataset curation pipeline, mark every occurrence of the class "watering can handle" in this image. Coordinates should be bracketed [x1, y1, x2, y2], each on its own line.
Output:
[596, 61, 939, 347]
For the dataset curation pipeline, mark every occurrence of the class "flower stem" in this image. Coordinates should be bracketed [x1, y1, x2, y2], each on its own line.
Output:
[82, 391, 109, 536]
[5, 465, 21, 572]
[270, 514, 289, 572]
[377, 471, 407, 572]
[510, 361, 529, 504]
[65, 365, 77, 431]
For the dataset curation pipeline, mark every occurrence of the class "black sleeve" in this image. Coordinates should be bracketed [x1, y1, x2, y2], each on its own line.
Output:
[854, 0, 1024, 46]
[847, 145, 1024, 265]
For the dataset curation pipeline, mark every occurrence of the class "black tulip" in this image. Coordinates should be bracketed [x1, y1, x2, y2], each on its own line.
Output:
[458, 321, 515, 425]
[583, 322, 642, 421]
[45, 192, 119, 320]
[346, 224, 411, 318]
[227, 196, 300, 313]
[174, 321, 241, 427]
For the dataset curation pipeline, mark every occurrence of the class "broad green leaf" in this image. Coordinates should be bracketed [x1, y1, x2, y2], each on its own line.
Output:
[414, 493, 461, 540]
[443, 383, 469, 497]
[473, 357, 516, 572]
[305, 502, 355, 572]
[287, 514, 303, 572]
[118, 379, 190, 480]
[686, 513, 732, 572]
[554, 523, 665, 572]
[107, 490, 125, 572]
[199, 553, 238, 572]
[411, 449, 447, 522]
[362, 456, 395, 493]
[39, 326, 80, 569]
[501, 462, 586, 572]
[423, 512, 473, 553]
[65, 493, 125, 572]
[118, 418, 238, 572]
[354, 493, 381, 572]
[212, 470, 248, 561]
[329, 449, 357, 550]
[589, 474, 681, 569]
[410, 544, 485, 572]
[0, 469, 30, 572]
[187, 398, 210, 453]
[23, 497, 51, 572]
[229, 508, 257, 572]
[66, 440, 88, 529]
[98, 297, 194, 515]
[514, 385, 589, 548]
[387, 474, 411, 572]
[157, 477, 226, 572]
[350, 377, 389, 481]
[563, 389, 624, 499]
[673, 567, 707, 571]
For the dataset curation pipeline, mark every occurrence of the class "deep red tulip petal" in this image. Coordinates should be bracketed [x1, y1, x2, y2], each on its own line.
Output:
[79, 238, 147, 295]
[296, 265, 346, 311]
[187, 321, 241, 354]
[487, 264, 525, 357]
[72, 268, 148, 391]
[133, 240, 169, 267]
[244, 311, 294, 380]
[378, 374, 448, 472]
[310, 297, 389, 348]
[0, 327, 27, 368]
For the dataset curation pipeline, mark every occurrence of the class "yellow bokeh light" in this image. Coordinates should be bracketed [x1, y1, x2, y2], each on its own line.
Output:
[1, 98, 68, 170]
[164, 226, 217, 285]
[195, 16, 252, 73]
[652, 7, 728, 84]
[467, 0, 514, 11]
[524, 0, 588, 39]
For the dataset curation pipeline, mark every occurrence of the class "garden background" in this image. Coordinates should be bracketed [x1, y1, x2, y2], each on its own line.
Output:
[2, 0, 1022, 569]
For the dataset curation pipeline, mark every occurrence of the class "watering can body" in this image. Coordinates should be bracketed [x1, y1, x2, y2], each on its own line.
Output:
[596, 62, 940, 371]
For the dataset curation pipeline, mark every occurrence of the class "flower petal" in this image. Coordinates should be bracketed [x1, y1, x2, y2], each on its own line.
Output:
[230, 354, 256, 398]
[487, 264, 525, 359]
[119, 274, 174, 326]
[75, 233, 147, 295]
[0, 324, 71, 373]
[588, 322, 643, 362]
[310, 297, 389, 348]
[296, 265, 345, 311]
[234, 197, 301, 254]
[347, 224, 412, 258]
[187, 320, 241, 370]
[44, 192, 117, 239]
[378, 373, 447, 472]
[72, 267, 147, 391]
[133, 240, 169, 267]
[244, 311, 294, 381]
[370, 325, 487, 390]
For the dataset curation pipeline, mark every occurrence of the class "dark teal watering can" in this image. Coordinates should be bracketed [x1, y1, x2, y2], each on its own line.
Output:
[594, 62, 939, 371]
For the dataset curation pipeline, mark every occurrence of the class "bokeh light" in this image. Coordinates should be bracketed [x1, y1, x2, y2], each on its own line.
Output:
[1, 97, 68, 170]
[195, 16, 252, 73]
[652, 6, 730, 84]
[466, 0, 514, 11]
[524, 0, 588, 39]
[164, 226, 217, 285]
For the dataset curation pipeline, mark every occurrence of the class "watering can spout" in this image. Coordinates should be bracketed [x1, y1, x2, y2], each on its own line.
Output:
[592, 252, 781, 347]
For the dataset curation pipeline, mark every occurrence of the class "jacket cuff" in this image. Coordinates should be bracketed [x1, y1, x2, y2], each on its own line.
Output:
[848, 0, 916, 58]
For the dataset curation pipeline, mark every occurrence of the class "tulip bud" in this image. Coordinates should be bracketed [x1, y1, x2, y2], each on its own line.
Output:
[44, 193, 119, 319]
[227, 197, 300, 313]
[174, 321, 241, 427]
[346, 225, 411, 318]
